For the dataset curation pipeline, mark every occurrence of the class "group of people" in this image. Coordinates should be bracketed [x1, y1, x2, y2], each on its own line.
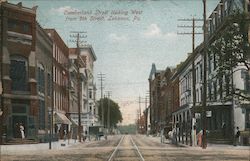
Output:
[166, 123, 241, 146]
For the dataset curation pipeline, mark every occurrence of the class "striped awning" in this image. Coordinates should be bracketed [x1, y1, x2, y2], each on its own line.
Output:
[54, 112, 72, 125]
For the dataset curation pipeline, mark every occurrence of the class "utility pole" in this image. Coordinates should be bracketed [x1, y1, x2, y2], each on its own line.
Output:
[69, 31, 87, 142]
[0, 3, 3, 145]
[98, 73, 105, 126]
[202, 0, 208, 149]
[178, 17, 203, 146]
[138, 96, 141, 134]
[76, 33, 82, 142]
[106, 91, 112, 133]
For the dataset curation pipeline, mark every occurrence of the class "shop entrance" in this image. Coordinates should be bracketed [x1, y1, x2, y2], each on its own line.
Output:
[12, 115, 27, 138]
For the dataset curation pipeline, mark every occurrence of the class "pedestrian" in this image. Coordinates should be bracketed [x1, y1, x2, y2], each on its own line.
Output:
[172, 127, 177, 145]
[19, 123, 25, 139]
[222, 122, 226, 137]
[160, 129, 164, 143]
[235, 127, 241, 146]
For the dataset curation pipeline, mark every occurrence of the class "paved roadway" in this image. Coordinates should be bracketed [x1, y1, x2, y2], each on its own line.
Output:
[1, 135, 250, 161]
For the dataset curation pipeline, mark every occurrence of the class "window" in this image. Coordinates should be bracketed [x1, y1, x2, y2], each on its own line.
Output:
[213, 53, 217, 70]
[89, 89, 92, 99]
[208, 82, 212, 101]
[225, 75, 230, 96]
[48, 73, 51, 96]
[208, 53, 212, 74]
[12, 105, 26, 113]
[200, 64, 203, 81]
[22, 22, 30, 33]
[10, 55, 28, 91]
[39, 101, 45, 129]
[8, 19, 18, 31]
[219, 77, 223, 99]
[213, 81, 217, 101]
[37, 64, 45, 94]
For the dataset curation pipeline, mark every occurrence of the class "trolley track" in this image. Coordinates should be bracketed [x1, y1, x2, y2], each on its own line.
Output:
[108, 135, 145, 161]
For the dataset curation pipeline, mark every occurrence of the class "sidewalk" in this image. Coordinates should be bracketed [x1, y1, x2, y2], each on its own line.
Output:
[0, 139, 80, 155]
[147, 135, 250, 150]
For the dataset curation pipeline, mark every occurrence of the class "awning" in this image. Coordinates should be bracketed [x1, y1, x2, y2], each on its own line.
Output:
[70, 119, 78, 126]
[54, 112, 72, 125]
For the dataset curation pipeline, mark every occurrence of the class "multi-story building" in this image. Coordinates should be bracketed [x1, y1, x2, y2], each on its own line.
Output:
[0, 1, 53, 143]
[68, 47, 87, 138]
[0, 1, 37, 143]
[45, 29, 71, 139]
[36, 23, 53, 142]
[148, 63, 164, 134]
[158, 67, 174, 133]
[172, 0, 250, 145]
[202, 0, 249, 145]
[79, 45, 98, 133]
[68, 45, 97, 136]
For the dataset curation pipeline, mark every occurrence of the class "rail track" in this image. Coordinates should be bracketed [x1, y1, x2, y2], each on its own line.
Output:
[107, 135, 145, 161]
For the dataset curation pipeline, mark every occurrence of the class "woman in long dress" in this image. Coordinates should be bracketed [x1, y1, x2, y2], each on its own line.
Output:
[20, 123, 25, 139]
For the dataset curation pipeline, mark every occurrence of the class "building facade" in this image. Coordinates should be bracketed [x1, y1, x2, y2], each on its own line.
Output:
[36, 23, 53, 142]
[79, 45, 98, 134]
[45, 29, 71, 139]
[0, 1, 38, 143]
[149, 0, 250, 146]
[68, 47, 87, 139]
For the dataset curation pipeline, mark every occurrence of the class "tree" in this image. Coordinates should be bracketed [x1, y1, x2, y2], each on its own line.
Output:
[98, 98, 123, 128]
[208, 11, 250, 101]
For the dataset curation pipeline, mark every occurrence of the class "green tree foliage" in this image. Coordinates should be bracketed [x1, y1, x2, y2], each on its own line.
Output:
[98, 98, 123, 128]
[118, 124, 137, 134]
[208, 11, 250, 101]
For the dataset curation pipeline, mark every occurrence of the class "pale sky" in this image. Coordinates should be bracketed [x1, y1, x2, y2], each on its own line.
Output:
[10, 0, 220, 125]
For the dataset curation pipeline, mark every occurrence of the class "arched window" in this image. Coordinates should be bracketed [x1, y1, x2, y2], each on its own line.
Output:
[10, 55, 28, 91]
[37, 63, 45, 94]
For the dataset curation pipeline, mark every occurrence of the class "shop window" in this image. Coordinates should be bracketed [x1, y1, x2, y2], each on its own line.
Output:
[10, 55, 28, 91]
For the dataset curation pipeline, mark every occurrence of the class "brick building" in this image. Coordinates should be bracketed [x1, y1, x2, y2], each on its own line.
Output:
[0, 1, 38, 143]
[45, 29, 71, 139]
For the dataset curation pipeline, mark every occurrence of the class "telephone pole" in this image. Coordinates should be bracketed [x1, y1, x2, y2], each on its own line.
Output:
[76, 33, 82, 142]
[178, 17, 203, 146]
[98, 73, 105, 126]
[69, 31, 87, 142]
[202, 0, 208, 149]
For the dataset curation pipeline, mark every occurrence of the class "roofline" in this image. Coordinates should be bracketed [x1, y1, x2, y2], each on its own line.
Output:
[1, 1, 37, 14]
[80, 45, 97, 61]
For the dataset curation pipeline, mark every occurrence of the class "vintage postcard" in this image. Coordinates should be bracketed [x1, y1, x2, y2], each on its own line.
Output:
[0, 0, 250, 160]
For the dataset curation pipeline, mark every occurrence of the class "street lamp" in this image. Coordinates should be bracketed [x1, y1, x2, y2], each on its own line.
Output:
[48, 108, 52, 149]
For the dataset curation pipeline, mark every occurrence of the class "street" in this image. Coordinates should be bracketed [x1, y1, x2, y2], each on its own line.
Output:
[1, 135, 250, 161]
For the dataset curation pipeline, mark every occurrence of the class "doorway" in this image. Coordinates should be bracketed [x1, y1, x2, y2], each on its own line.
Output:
[12, 116, 27, 138]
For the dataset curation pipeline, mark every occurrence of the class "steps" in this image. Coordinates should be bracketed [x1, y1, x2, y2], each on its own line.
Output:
[4, 138, 38, 145]
[208, 138, 233, 145]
